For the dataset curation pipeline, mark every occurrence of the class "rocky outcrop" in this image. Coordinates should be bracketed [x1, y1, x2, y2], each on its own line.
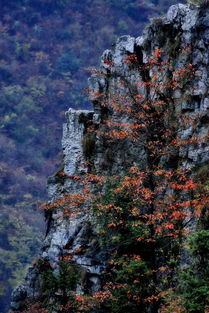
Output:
[10, 2, 209, 311]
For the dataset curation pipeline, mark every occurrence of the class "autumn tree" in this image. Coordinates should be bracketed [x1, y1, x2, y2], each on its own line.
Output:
[34, 48, 209, 313]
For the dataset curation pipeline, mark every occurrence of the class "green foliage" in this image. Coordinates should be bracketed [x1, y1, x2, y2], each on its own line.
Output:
[41, 261, 79, 301]
[180, 270, 209, 313]
[95, 179, 133, 243]
[92, 162, 209, 313]
[93, 178, 159, 312]
[0, 209, 43, 309]
[105, 256, 153, 313]
[42, 269, 57, 297]
[0, 0, 186, 312]
[187, 0, 209, 6]
[15, 43, 31, 61]
[56, 53, 80, 73]
[188, 230, 209, 257]
[187, 0, 201, 4]
[178, 230, 209, 313]
[112, 255, 152, 308]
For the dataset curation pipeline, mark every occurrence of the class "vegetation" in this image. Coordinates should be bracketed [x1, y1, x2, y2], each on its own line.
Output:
[187, 0, 201, 5]
[0, 0, 187, 311]
[32, 49, 209, 312]
[180, 231, 209, 313]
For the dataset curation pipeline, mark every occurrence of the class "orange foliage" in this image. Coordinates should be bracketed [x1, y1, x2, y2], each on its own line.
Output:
[37, 48, 209, 313]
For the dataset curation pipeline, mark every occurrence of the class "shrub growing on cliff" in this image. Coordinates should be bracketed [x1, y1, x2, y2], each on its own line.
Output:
[187, 0, 209, 5]
[187, 0, 201, 4]
[179, 230, 209, 313]
[37, 47, 209, 313]
[40, 259, 80, 306]
[0, 2, 187, 311]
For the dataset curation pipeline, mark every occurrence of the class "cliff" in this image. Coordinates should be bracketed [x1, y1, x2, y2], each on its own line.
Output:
[10, 3, 209, 313]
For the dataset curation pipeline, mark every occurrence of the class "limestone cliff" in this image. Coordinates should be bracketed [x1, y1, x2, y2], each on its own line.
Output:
[11, 2, 209, 312]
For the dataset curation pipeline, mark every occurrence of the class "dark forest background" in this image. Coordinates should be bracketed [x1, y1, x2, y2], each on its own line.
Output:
[0, 1, 184, 312]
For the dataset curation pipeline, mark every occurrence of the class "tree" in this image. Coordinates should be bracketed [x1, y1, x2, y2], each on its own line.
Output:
[35, 48, 209, 313]
[0, 1, 189, 312]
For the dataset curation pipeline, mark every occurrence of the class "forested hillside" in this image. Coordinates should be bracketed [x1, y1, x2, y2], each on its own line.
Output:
[0, 1, 183, 312]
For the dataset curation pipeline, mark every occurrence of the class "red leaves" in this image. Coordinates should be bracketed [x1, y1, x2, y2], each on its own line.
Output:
[103, 59, 114, 68]
[153, 49, 164, 59]
[40, 164, 206, 244]
[58, 255, 73, 261]
[34, 43, 209, 313]
[171, 180, 197, 191]
[145, 295, 159, 303]
[75, 295, 84, 302]
[125, 54, 139, 64]
[163, 223, 175, 230]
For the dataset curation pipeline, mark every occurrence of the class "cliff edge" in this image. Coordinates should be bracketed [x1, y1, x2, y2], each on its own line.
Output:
[10, 3, 209, 312]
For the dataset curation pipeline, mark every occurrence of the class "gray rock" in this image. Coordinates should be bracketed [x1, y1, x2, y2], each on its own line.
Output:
[182, 6, 198, 31]
[167, 4, 190, 25]
[135, 36, 145, 47]
[101, 49, 113, 69]
[197, 8, 209, 27]
[11, 2, 209, 311]
[11, 286, 27, 310]
[113, 35, 135, 65]
[88, 74, 107, 101]
[178, 126, 193, 140]
[62, 108, 92, 175]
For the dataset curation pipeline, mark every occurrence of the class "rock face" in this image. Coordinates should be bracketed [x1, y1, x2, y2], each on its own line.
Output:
[11, 2, 209, 311]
